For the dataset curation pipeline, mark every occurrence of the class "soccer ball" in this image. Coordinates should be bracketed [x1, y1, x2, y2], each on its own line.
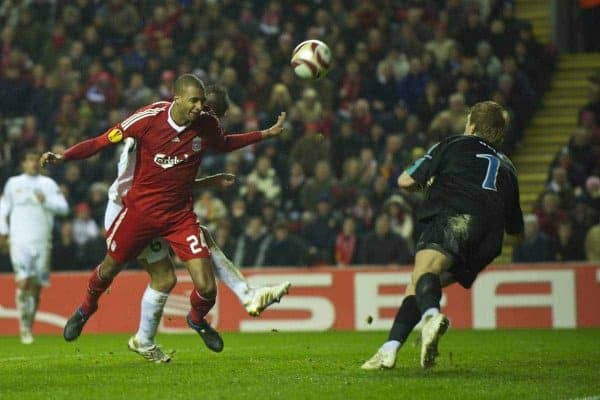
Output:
[290, 40, 332, 80]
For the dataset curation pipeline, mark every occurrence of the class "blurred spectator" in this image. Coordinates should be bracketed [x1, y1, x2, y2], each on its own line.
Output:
[383, 195, 414, 250]
[359, 214, 411, 265]
[337, 157, 365, 208]
[335, 217, 359, 266]
[301, 161, 337, 211]
[282, 162, 305, 220]
[332, 122, 364, 175]
[51, 221, 81, 271]
[512, 214, 555, 263]
[554, 219, 586, 262]
[124, 73, 154, 110]
[475, 41, 502, 80]
[245, 156, 281, 203]
[88, 182, 108, 226]
[350, 193, 375, 231]
[264, 220, 308, 266]
[583, 175, 600, 212]
[240, 180, 265, 217]
[546, 167, 576, 209]
[302, 196, 339, 264]
[426, 27, 456, 68]
[585, 224, 600, 261]
[229, 198, 249, 239]
[194, 190, 228, 232]
[233, 216, 271, 267]
[398, 57, 428, 113]
[72, 202, 100, 247]
[457, 11, 487, 56]
[534, 192, 567, 240]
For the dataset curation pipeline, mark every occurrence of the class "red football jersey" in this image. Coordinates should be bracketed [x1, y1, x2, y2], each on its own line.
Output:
[63, 101, 262, 220]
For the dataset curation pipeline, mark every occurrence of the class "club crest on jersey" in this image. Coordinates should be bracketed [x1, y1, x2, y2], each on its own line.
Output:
[192, 137, 202, 152]
[154, 153, 189, 169]
[107, 128, 123, 143]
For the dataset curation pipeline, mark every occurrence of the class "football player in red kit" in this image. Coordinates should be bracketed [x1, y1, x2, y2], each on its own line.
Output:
[41, 74, 287, 351]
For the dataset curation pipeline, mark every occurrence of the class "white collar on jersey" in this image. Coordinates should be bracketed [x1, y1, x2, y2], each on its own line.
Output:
[167, 102, 189, 133]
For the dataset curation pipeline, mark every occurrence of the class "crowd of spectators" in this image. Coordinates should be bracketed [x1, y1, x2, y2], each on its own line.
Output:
[513, 71, 600, 263]
[0, 0, 557, 270]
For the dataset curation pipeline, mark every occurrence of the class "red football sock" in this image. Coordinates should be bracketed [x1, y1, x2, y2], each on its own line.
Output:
[80, 265, 113, 316]
[189, 289, 215, 325]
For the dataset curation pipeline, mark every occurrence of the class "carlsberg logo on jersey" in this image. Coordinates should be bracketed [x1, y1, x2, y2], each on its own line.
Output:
[153, 153, 189, 169]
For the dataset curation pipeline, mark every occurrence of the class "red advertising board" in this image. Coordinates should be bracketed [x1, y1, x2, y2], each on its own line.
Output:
[0, 263, 598, 335]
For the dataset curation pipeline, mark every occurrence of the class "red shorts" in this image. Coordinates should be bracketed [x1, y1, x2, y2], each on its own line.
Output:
[105, 206, 210, 263]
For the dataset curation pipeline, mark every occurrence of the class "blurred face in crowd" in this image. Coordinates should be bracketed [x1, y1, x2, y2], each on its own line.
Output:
[542, 193, 560, 214]
[571, 128, 591, 146]
[346, 157, 362, 178]
[342, 217, 356, 236]
[22, 153, 40, 176]
[360, 148, 374, 164]
[274, 224, 289, 241]
[60, 221, 73, 240]
[523, 215, 539, 240]
[557, 221, 572, 241]
[491, 19, 505, 34]
[409, 58, 422, 74]
[373, 176, 388, 194]
[375, 215, 390, 236]
[65, 164, 81, 183]
[386, 135, 402, 153]
[316, 200, 330, 216]
[246, 217, 263, 238]
[449, 95, 465, 113]
[552, 167, 568, 186]
[232, 199, 246, 218]
[290, 162, 304, 177]
[314, 161, 331, 181]
[354, 99, 370, 117]
[256, 157, 271, 176]
[153, 6, 167, 24]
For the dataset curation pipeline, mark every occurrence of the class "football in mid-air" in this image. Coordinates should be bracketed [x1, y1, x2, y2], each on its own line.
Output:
[290, 40, 332, 80]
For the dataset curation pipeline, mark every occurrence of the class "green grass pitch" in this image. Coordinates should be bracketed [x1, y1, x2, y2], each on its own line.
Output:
[0, 330, 599, 400]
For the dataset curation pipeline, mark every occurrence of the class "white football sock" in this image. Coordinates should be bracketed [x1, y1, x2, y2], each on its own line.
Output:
[136, 286, 169, 347]
[15, 289, 35, 332]
[210, 245, 252, 304]
[381, 340, 401, 353]
[422, 307, 440, 320]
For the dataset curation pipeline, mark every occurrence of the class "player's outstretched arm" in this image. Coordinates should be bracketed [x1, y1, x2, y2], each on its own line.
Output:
[41, 131, 116, 166]
[214, 112, 287, 152]
[193, 173, 236, 190]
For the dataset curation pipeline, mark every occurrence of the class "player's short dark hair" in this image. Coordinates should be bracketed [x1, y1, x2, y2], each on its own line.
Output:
[174, 74, 205, 96]
[206, 85, 230, 118]
[21, 149, 39, 162]
[469, 101, 506, 147]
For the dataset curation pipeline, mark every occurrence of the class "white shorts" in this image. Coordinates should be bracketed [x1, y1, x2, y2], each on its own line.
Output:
[104, 199, 170, 264]
[10, 243, 50, 286]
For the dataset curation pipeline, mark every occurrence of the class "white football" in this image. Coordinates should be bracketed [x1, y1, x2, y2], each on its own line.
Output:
[290, 40, 332, 80]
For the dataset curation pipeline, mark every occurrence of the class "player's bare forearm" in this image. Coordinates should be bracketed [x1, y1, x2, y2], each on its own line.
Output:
[193, 173, 236, 191]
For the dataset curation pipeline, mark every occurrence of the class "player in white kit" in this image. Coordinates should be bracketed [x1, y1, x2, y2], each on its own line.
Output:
[0, 151, 69, 344]
[106, 87, 291, 362]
